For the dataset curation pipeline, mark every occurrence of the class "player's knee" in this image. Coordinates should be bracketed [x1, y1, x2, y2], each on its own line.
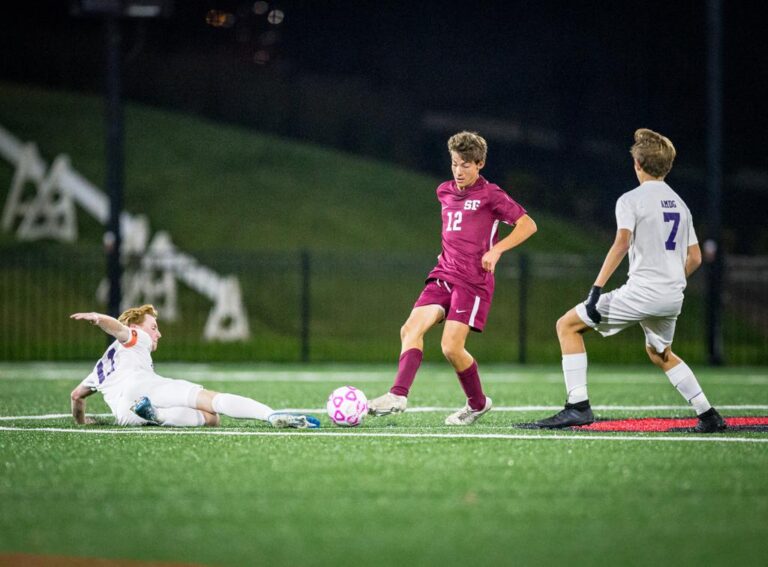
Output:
[203, 412, 220, 427]
[440, 338, 461, 363]
[646, 346, 668, 367]
[195, 389, 217, 413]
[555, 314, 571, 338]
[400, 321, 421, 343]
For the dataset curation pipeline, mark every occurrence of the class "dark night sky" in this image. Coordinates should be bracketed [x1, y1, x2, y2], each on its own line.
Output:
[3, 1, 767, 161]
[1, 1, 767, 250]
[225, 0, 766, 166]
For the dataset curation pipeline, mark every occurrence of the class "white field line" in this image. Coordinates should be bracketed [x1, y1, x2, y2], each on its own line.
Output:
[0, 425, 766, 444]
[285, 405, 768, 413]
[2, 368, 767, 385]
[0, 413, 115, 421]
[2, 405, 768, 422]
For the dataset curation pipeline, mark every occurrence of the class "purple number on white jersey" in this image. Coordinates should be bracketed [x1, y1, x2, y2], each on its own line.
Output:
[663, 212, 680, 251]
[96, 347, 117, 384]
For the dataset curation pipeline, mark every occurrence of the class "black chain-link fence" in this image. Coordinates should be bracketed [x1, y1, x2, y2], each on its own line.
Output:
[1, 246, 765, 365]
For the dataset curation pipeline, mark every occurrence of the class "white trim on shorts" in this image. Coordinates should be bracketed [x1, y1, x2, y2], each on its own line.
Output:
[468, 295, 481, 328]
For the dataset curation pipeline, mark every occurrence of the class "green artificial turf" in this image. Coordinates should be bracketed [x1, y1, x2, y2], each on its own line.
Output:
[1, 363, 767, 566]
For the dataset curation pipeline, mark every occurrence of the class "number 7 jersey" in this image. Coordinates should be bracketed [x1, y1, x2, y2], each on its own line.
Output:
[615, 180, 698, 299]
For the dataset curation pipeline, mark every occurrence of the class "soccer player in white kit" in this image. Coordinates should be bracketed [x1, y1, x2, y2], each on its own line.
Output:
[70, 304, 319, 428]
[536, 128, 726, 433]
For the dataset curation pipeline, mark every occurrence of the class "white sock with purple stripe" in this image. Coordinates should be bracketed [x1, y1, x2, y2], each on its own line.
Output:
[666, 362, 711, 415]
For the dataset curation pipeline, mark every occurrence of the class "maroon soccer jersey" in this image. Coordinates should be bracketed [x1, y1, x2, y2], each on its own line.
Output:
[426, 176, 527, 300]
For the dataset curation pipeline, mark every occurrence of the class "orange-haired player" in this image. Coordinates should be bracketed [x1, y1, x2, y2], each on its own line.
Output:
[70, 305, 319, 428]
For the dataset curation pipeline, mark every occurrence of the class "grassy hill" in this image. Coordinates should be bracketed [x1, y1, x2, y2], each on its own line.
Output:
[0, 82, 601, 255]
[6, 83, 759, 364]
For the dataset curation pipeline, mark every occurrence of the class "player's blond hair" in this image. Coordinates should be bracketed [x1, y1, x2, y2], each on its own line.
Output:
[118, 304, 158, 326]
[630, 128, 676, 178]
[448, 131, 487, 164]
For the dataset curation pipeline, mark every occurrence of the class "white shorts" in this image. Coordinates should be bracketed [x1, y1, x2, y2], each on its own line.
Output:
[575, 284, 682, 353]
[111, 376, 203, 426]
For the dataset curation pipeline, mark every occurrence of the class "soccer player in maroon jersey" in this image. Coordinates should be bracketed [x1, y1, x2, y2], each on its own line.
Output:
[368, 131, 537, 425]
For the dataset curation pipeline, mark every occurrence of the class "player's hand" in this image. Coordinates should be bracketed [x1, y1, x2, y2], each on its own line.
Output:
[70, 312, 101, 325]
[584, 286, 602, 324]
[481, 249, 502, 273]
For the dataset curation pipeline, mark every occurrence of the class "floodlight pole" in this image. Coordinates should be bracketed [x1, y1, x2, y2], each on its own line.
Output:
[105, 14, 124, 319]
[71, 2, 171, 323]
[706, 0, 724, 365]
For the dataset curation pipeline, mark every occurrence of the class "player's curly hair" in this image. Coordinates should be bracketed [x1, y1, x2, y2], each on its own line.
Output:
[448, 131, 487, 164]
[118, 304, 158, 326]
[630, 128, 676, 178]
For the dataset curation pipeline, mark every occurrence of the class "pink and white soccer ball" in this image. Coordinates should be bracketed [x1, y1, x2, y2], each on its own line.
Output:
[326, 385, 368, 427]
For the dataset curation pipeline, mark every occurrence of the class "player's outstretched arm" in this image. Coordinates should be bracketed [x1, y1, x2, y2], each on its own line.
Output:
[70, 312, 131, 343]
[482, 214, 537, 273]
[70, 384, 96, 425]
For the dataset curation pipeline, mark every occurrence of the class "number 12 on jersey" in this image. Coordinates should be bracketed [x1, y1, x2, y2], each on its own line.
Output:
[663, 212, 680, 251]
[446, 211, 463, 231]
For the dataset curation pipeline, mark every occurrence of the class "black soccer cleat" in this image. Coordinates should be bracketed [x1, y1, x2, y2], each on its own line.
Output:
[693, 407, 727, 433]
[535, 400, 595, 429]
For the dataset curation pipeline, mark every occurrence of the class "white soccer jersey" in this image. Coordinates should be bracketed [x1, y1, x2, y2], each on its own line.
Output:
[615, 180, 698, 301]
[79, 327, 155, 408]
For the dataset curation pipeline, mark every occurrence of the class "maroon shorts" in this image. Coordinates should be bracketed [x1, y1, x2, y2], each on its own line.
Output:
[413, 278, 491, 332]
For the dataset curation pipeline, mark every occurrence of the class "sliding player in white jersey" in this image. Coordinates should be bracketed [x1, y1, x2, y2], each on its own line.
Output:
[536, 128, 726, 433]
[70, 304, 319, 429]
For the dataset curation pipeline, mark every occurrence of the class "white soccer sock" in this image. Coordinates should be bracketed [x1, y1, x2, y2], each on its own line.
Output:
[563, 353, 589, 404]
[666, 362, 711, 415]
[212, 393, 273, 421]
[155, 407, 205, 427]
